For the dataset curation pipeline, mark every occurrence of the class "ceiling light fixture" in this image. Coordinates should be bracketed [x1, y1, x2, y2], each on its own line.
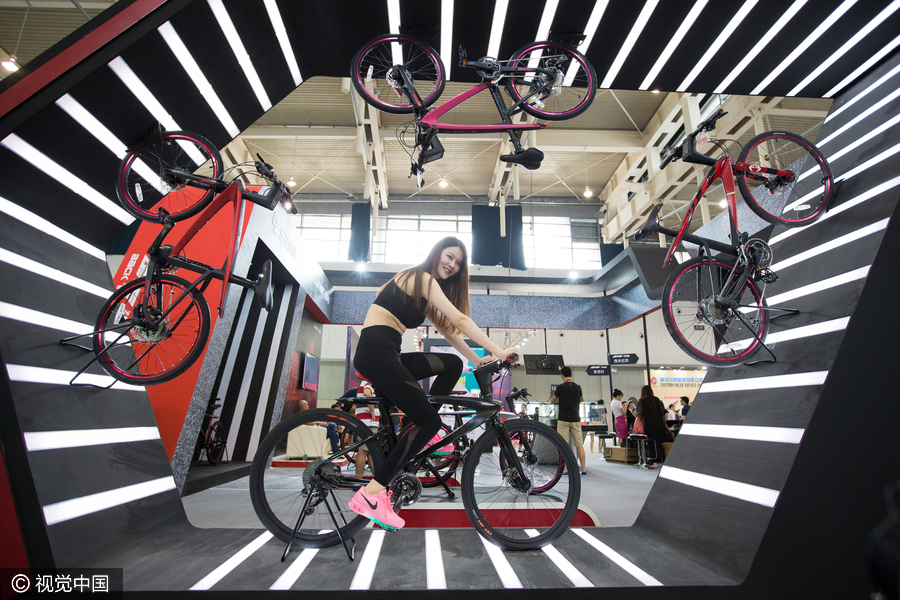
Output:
[583, 186, 593, 198]
[208, 0, 272, 111]
[751, 0, 857, 95]
[677, 0, 757, 91]
[601, 0, 660, 88]
[790, 0, 900, 96]
[638, 0, 708, 90]
[287, 176, 296, 187]
[714, 0, 806, 94]
[1, 55, 18, 72]
[356, 262, 367, 272]
[719, 200, 727, 208]
[262, 0, 302, 86]
[569, 271, 579, 279]
[439, 178, 448, 188]
[158, 22, 240, 137]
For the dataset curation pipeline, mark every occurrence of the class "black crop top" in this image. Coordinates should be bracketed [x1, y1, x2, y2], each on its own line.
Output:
[372, 279, 427, 329]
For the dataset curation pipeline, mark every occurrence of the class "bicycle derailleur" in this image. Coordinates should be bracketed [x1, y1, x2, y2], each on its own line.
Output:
[299, 458, 341, 514]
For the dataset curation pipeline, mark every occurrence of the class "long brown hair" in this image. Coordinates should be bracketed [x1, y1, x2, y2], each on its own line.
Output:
[380, 236, 471, 334]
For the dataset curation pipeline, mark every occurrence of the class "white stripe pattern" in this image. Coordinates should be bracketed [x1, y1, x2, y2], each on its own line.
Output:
[659, 466, 780, 508]
[425, 530, 447, 589]
[678, 424, 804, 444]
[0, 247, 111, 298]
[572, 529, 663, 586]
[479, 533, 522, 588]
[349, 529, 384, 590]
[0, 196, 105, 260]
[191, 532, 273, 590]
[25, 427, 161, 451]
[700, 371, 828, 393]
[6, 364, 146, 392]
[43, 476, 176, 525]
[525, 529, 593, 587]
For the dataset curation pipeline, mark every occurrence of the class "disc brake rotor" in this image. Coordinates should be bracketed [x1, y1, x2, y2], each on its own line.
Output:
[131, 306, 168, 343]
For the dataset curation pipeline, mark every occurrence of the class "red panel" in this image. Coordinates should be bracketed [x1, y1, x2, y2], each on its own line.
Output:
[0, 451, 29, 571]
[399, 507, 597, 528]
[115, 190, 256, 460]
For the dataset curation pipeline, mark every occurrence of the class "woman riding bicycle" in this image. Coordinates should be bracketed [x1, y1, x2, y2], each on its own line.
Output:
[349, 236, 518, 531]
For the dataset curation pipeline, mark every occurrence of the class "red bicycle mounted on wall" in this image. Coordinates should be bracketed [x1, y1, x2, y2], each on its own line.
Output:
[350, 34, 597, 187]
[634, 109, 835, 367]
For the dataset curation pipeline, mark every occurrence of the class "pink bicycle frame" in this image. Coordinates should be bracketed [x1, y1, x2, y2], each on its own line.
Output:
[420, 82, 547, 134]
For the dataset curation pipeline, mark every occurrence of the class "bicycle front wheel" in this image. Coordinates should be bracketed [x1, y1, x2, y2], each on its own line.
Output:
[461, 419, 580, 550]
[351, 34, 445, 114]
[117, 131, 223, 223]
[737, 131, 833, 227]
[205, 421, 227, 465]
[661, 257, 769, 367]
[505, 41, 596, 121]
[250, 409, 385, 546]
[92, 274, 210, 385]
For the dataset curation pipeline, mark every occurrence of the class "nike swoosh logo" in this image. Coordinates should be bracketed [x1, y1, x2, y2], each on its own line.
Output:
[363, 494, 378, 511]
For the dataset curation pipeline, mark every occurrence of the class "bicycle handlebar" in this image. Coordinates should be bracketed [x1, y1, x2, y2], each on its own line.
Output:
[660, 108, 728, 169]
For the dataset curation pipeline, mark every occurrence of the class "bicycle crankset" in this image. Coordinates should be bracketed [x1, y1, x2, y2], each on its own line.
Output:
[389, 472, 422, 510]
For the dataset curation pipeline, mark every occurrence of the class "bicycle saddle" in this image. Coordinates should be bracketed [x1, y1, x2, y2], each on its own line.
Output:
[500, 147, 544, 170]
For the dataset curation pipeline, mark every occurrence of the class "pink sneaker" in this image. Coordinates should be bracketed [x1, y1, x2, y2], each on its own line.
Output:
[348, 487, 405, 532]
[427, 432, 453, 456]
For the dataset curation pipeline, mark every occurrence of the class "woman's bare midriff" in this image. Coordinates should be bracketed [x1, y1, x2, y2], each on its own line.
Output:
[361, 304, 406, 335]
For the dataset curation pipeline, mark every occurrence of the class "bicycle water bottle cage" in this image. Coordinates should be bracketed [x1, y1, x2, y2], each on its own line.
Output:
[633, 203, 664, 241]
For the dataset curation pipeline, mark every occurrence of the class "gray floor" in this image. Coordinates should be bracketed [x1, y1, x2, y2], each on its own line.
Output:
[182, 449, 658, 529]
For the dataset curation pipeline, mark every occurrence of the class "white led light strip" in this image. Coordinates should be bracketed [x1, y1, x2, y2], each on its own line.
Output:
[0, 196, 105, 260]
[580, 0, 610, 55]
[534, 0, 559, 42]
[639, 0, 708, 90]
[43, 476, 176, 525]
[262, 0, 302, 86]
[269, 532, 327, 589]
[441, 0, 455, 80]
[765, 265, 869, 306]
[349, 529, 385, 590]
[191, 531, 273, 590]
[720, 317, 850, 354]
[525, 529, 593, 587]
[789, 0, 900, 97]
[158, 22, 239, 138]
[818, 85, 900, 147]
[679, 423, 804, 444]
[715, 0, 806, 94]
[769, 218, 887, 272]
[0, 247, 110, 298]
[601, 0, 659, 89]
[677, 0, 757, 91]
[659, 466, 780, 507]
[750, 0, 856, 95]
[479, 532, 523, 588]
[425, 530, 447, 589]
[6, 364, 145, 392]
[826, 59, 900, 122]
[834, 141, 900, 182]
[826, 113, 900, 166]
[0, 301, 121, 345]
[572, 529, 663, 586]
[24, 427, 160, 451]
[700, 371, 828, 393]
[208, 0, 271, 111]
[770, 175, 900, 246]
[108, 56, 179, 131]
[0, 134, 132, 225]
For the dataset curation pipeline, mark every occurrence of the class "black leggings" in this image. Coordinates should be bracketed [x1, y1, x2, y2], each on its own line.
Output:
[353, 326, 463, 487]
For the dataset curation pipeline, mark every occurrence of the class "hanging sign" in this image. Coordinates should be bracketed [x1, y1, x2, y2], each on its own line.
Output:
[585, 365, 610, 376]
[608, 353, 639, 365]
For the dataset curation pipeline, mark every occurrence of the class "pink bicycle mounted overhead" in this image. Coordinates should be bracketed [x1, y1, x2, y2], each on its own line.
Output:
[350, 34, 597, 187]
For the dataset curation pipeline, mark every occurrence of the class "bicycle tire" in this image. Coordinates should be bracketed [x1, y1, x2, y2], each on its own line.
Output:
[92, 274, 210, 385]
[499, 429, 563, 493]
[250, 409, 385, 546]
[736, 131, 833, 227]
[661, 256, 769, 367]
[117, 131, 223, 223]
[505, 41, 596, 121]
[351, 34, 446, 114]
[205, 421, 227, 465]
[461, 419, 580, 550]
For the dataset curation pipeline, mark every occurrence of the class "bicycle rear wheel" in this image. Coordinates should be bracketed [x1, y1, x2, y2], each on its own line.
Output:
[92, 274, 210, 385]
[117, 131, 223, 223]
[661, 257, 769, 367]
[505, 42, 596, 121]
[250, 409, 385, 546]
[205, 421, 227, 465]
[736, 131, 833, 227]
[461, 419, 580, 550]
[351, 34, 445, 114]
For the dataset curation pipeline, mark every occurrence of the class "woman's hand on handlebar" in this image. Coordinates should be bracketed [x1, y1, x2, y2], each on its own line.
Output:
[494, 346, 520, 363]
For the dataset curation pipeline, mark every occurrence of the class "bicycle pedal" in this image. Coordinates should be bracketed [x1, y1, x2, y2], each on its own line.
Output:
[755, 268, 778, 283]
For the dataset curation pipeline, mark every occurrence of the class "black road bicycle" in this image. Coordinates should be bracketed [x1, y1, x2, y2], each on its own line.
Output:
[250, 356, 581, 560]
